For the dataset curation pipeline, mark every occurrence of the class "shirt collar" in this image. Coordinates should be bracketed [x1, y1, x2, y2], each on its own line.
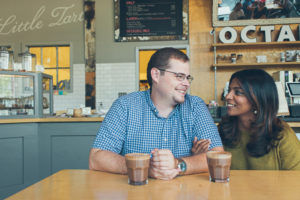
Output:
[145, 89, 158, 113]
[145, 89, 180, 118]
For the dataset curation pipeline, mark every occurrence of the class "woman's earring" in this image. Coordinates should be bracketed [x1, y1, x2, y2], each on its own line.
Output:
[253, 110, 258, 115]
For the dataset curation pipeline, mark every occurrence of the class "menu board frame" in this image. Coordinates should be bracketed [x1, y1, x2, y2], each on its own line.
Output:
[114, 0, 188, 42]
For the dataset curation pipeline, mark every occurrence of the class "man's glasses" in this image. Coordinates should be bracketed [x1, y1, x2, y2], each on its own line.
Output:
[157, 68, 194, 84]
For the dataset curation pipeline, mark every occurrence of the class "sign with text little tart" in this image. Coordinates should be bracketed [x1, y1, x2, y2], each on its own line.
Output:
[114, 0, 188, 42]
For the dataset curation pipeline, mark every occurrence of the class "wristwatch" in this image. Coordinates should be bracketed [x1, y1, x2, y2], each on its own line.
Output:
[177, 158, 187, 175]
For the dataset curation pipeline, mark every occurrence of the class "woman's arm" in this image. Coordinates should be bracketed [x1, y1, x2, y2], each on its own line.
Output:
[278, 122, 300, 170]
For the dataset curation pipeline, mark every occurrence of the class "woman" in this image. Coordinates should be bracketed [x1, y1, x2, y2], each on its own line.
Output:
[192, 69, 300, 170]
[229, 2, 245, 20]
[251, 0, 267, 19]
[242, 0, 255, 19]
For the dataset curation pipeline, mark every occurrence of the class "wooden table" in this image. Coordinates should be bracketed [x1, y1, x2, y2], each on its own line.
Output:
[266, 3, 283, 18]
[266, 3, 283, 10]
[6, 169, 300, 200]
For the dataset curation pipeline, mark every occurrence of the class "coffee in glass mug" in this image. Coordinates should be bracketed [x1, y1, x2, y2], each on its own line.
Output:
[125, 153, 150, 185]
[206, 151, 232, 182]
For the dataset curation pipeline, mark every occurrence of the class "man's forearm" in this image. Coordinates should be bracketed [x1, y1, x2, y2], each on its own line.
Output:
[181, 146, 224, 175]
[89, 148, 127, 174]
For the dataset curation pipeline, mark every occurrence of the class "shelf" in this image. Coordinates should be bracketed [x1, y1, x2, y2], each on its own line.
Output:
[212, 41, 300, 47]
[211, 38, 300, 101]
[212, 62, 300, 68]
[0, 107, 33, 110]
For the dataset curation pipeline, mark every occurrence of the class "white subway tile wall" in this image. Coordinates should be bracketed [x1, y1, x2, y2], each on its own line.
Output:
[96, 63, 137, 110]
[53, 64, 85, 112]
[53, 62, 137, 113]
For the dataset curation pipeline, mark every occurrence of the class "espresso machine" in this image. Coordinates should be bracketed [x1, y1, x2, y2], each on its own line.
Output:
[286, 81, 300, 117]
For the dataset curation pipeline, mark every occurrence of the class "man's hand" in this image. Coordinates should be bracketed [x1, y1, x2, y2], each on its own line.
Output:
[149, 168, 180, 180]
[191, 137, 211, 155]
[149, 149, 180, 180]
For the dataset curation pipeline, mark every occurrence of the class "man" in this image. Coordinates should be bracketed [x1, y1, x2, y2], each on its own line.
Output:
[89, 47, 223, 180]
[242, 0, 255, 19]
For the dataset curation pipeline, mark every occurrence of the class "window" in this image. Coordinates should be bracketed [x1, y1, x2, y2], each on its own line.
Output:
[136, 46, 189, 91]
[29, 45, 71, 90]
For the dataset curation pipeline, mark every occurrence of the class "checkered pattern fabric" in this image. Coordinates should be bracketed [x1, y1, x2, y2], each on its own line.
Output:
[93, 90, 222, 158]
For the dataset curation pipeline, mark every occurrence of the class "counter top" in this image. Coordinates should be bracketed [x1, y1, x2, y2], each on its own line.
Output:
[1, 117, 300, 127]
[213, 117, 300, 123]
[213, 117, 300, 128]
[0, 117, 104, 124]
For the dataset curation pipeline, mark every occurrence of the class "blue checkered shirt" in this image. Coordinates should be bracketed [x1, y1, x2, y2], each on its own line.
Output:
[93, 90, 222, 158]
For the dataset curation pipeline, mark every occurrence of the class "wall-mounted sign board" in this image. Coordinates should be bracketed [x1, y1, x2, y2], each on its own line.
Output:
[114, 0, 188, 42]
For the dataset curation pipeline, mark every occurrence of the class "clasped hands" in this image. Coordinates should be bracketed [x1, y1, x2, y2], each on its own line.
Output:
[149, 137, 211, 180]
[149, 148, 180, 180]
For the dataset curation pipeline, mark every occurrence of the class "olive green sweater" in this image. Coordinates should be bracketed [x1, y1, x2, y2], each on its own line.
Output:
[225, 121, 300, 170]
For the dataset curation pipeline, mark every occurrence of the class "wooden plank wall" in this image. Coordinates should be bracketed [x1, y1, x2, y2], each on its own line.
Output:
[189, 0, 216, 104]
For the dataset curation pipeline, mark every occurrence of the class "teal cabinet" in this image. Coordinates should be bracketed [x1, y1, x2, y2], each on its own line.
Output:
[0, 123, 39, 199]
[0, 121, 100, 199]
[38, 123, 99, 179]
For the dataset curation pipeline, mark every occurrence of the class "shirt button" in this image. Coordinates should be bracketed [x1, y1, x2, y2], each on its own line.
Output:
[164, 138, 167, 142]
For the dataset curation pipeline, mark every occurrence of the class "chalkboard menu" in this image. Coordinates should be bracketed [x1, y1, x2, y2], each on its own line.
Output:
[114, 0, 188, 42]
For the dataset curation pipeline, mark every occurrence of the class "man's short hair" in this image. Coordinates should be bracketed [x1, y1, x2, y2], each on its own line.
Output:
[147, 47, 189, 89]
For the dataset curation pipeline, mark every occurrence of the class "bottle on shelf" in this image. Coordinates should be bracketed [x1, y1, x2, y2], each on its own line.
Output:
[0, 47, 9, 70]
[18, 49, 36, 72]
[208, 100, 218, 118]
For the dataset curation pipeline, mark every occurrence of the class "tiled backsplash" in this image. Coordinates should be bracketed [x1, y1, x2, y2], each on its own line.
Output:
[53, 64, 85, 112]
[95, 62, 137, 110]
[53, 62, 137, 112]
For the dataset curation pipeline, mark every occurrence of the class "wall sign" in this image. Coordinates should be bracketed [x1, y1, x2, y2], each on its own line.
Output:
[0, 4, 83, 36]
[218, 25, 299, 44]
[114, 0, 188, 42]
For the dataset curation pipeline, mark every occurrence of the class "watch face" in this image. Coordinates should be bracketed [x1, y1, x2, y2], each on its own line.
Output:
[178, 163, 182, 171]
[178, 161, 186, 172]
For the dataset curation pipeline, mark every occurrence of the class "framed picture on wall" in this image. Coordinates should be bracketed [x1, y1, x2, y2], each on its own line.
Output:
[212, 0, 300, 27]
[114, 0, 188, 42]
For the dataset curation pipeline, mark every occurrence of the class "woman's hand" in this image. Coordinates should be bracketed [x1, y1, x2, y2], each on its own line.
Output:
[191, 137, 211, 155]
